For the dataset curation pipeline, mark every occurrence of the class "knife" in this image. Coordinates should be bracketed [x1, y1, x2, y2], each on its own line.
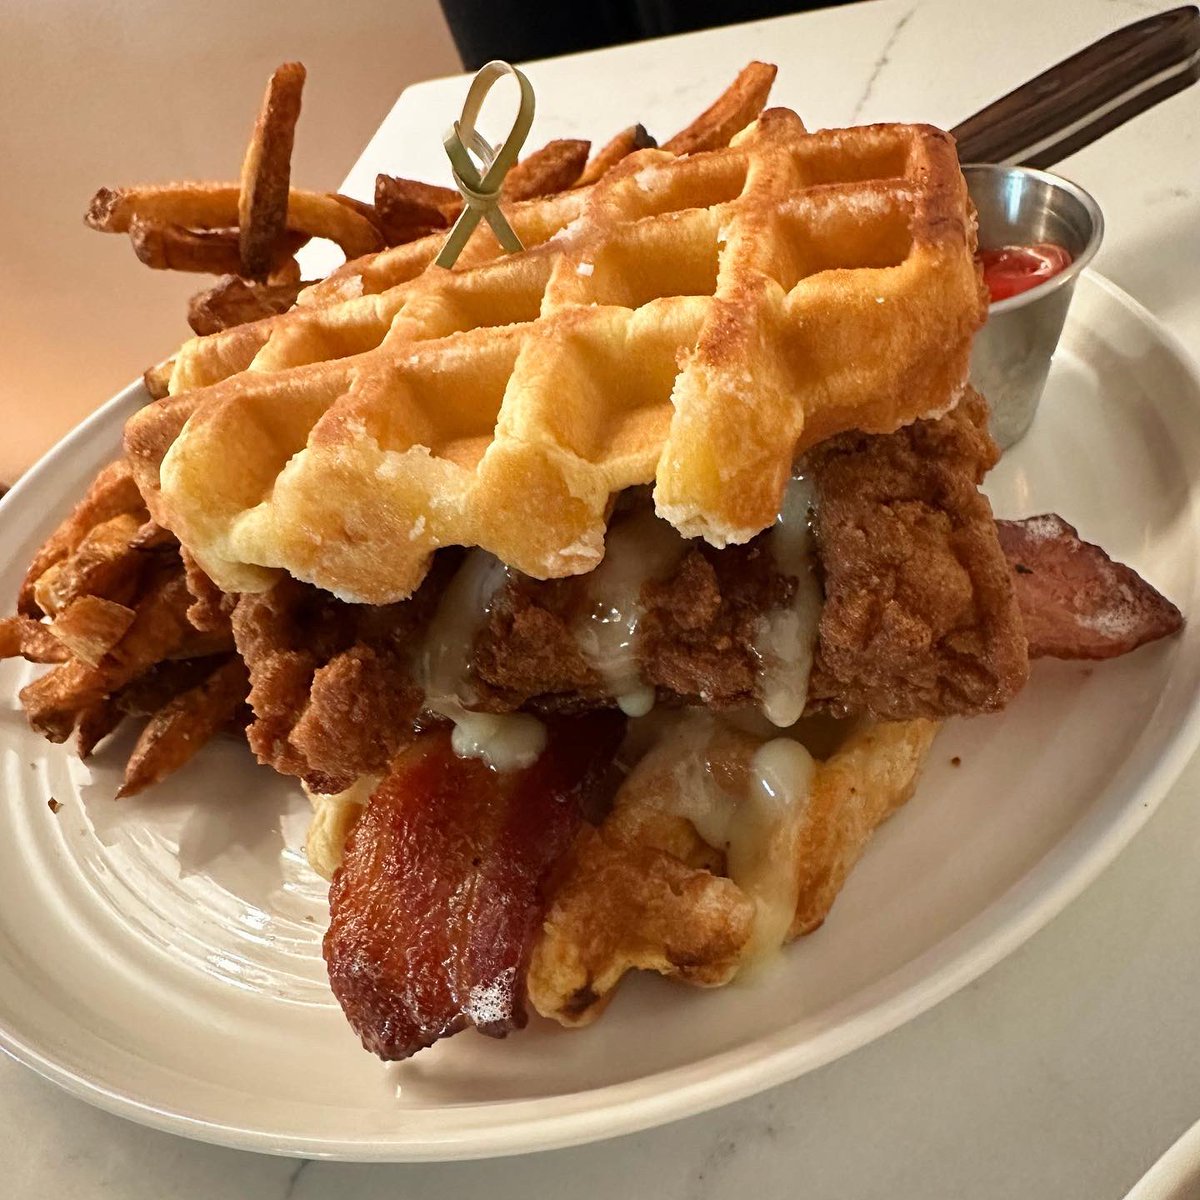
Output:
[950, 5, 1200, 168]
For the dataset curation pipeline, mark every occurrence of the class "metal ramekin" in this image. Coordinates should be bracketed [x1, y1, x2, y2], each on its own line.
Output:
[965, 164, 1105, 449]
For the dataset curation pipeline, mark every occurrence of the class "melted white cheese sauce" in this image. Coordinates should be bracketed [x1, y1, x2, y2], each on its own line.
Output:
[752, 476, 823, 728]
[411, 473, 821, 768]
[421, 549, 547, 772]
[630, 712, 816, 963]
[574, 478, 822, 727]
[572, 506, 686, 716]
[739, 739, 815, 959]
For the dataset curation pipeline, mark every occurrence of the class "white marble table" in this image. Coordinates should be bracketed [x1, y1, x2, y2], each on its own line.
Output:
[5, 0, 1199, 1195]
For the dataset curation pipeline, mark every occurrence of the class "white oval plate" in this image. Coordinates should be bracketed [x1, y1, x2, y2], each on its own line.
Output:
[1, 272, 1199, 1161]
[1127, 1118, 1200, 1200]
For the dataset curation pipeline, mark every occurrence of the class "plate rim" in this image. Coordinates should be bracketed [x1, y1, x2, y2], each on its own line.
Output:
[1126, 1116, 1200, 1200]
[3, 270, 1200, 1162]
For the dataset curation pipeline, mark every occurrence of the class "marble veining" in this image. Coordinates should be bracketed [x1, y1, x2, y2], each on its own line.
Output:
[282, 1160, 314, 1199]
[849, 4, 917, 123]
[1143, 184, 1192, 205]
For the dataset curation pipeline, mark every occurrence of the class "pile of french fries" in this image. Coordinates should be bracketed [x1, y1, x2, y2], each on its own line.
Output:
[84, 61, 777, 344]
[0, 462, 247, 797]
[1, 61, 778, 800]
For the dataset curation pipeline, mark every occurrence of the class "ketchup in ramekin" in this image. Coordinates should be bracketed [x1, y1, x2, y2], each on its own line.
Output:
[977, 243, 1074, 304]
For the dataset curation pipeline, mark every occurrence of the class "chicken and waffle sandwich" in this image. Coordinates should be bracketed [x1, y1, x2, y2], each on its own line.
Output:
[3, 62, 1182, 1060]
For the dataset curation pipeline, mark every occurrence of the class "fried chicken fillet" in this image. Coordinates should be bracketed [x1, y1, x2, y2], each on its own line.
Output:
[229, 392, 1027, 793]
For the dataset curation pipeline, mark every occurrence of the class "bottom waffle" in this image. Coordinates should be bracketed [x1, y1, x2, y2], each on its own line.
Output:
[306, 712, 938, 1028]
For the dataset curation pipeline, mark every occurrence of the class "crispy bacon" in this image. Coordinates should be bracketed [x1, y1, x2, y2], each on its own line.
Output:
[324, 712, 625, 1060]
[998, 514, 1183, 659]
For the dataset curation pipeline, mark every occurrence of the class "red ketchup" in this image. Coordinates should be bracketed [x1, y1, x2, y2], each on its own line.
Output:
[977, 243, 1073, 303]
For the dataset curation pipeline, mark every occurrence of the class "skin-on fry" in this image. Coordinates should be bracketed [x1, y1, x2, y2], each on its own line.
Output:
[106, 562, 198, 675]
[75, 700, 123, 760]
[239, 62, 307, 280]
[187, 275, 307, 336]
[577, 124, 657, 186]
[269, 256, 302, 286]
[50, 596, 138, 667]
[374, 175, 457, 247]
[86, 183, 382, 261]
[661, 62, 778, 156]
[32, 511, 146, 617]
[116, 655, 234, 717]
[18, 460, 145, 616]
[20, 562, 196, 742]
[372, 140, 589, 249]
[129, 521, 177, 551]
[129, 218, 310, 276]
[374, 175, 458, 220]
[20, 662, 108, 743]
[143, 359, 174, 400]
[331, 193, 384, 230]
[118, 658, 249, 797]
[0, 615, 69, 663]
[30, 563, 69, 617]
[502, 138, 591, 201]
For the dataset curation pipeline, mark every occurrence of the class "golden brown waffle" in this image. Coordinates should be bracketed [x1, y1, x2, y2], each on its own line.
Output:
[304, 713, 938, 1026]
[527, 715, 938, 1026]
[127, 109, 985, 605]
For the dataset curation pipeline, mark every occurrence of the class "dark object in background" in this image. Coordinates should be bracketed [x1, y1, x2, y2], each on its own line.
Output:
[438, 0, 840, 69]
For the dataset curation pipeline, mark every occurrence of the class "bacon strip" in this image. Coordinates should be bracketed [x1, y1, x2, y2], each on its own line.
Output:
[323, 712, 625, 1060]
[997, 514, 1183, 659]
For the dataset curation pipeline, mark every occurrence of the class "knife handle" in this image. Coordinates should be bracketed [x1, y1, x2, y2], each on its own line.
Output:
[950, 5, 1200, 168]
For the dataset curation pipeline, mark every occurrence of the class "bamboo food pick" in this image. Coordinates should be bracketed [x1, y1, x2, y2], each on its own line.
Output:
[435, 60, 536, 268]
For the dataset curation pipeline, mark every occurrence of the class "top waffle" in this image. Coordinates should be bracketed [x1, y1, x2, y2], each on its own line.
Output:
[126, 107, 986, 605]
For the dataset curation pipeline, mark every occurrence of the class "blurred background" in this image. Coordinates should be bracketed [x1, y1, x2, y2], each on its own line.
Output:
[0, 0, 459, 484]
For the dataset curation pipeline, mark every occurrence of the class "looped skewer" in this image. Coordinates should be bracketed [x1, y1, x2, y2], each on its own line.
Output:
[435, 60, 535, 268]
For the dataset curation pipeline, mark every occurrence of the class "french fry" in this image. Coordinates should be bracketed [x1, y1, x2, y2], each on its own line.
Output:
[578, 124, 657, 186]
[661, 62, 777, 156]
[239, 62, 307, 280]
[130, 220, 240, 273]
[128, 521, 177, 551]
[0, 615, 69, 663]
[30, 563, 68, 617]
[50, 596, 137, 667]
[331, 193, 383, 230]
[87, 183, 382, 261]
[20, 562, 196, 742]
[18, 460, 145, 616]
[88, 184, 235, 233]
[269, 255, 302, 286]
[372, 140, 589, 249]
[143, 359, 174, 400]
[129, 218, 310, 276]
[75, 700, 123, 760]
[33, 511, 146, 616]
[502, 138, 591, 200]
[118, 658, 249, 797]
[116, 655, 233, 717]
[187, 275, 306, 336]
[20, 662, 106, 743]
[374, 175, 457, 246]
[107, 562, 197, 674]
[579, 124, 656, 185]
